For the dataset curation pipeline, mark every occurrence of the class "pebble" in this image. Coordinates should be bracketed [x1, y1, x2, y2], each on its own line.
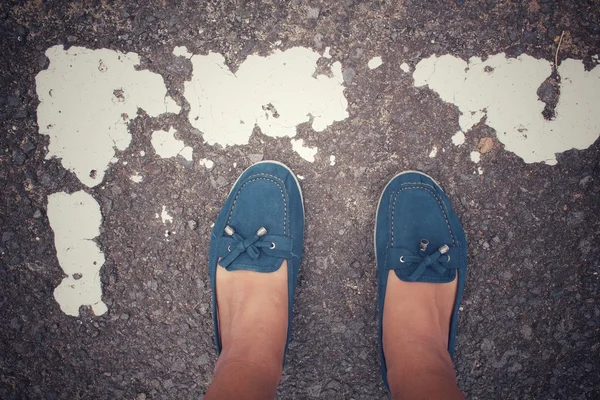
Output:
[12, 149, 26, 165]
[492, 236, 501, 244]
[148, 280, 158, 291]
[482, 241, 490, 250]
[579, 175, 592, 189]
[22, 141, 36, 154]
[480, 338, 493, 352]
[521, 324, 533, 340]
[349, 260, 363, 279]
[2, 231, 15, 242]
[248, 153, 264, 163]
[306, 6, 320, 19]
[33, 210, 42, 219]
[342, 68, 356, 85]
[478, 137, 494, 154]
[187, 220, 198, 230]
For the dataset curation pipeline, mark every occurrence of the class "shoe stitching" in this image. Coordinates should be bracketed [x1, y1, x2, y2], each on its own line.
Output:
[389, 184, 456, 246]
[227, 174, 288, 235]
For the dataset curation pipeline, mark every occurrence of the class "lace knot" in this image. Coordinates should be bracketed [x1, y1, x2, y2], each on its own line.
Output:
[219, 225, 272, 269]
[396, 240, 452, 281]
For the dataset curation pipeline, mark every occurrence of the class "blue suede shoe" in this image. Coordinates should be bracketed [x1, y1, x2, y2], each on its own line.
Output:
[209, 161, 304, 362]
[375, 171, 467, 391]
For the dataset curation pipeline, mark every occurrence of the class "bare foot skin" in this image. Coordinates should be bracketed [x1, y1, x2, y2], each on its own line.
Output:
[204, 261, 288, 400]
[383, 272, 465, 400]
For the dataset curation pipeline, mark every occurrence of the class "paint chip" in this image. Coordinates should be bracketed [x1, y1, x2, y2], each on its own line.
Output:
[429, 146, 438, 158]
[130, 173, 143, 183]
[291, 138, 318, 162]
[159, 205, 173, 224]
[413, 53, 600, 165]
[323, 47, 332, 59]
[151, 127, 193, 161]
[47, 191, 107, 317]
[368, 56, 383, 70]
[200, 158, 214, 169]
[451, 131, 466, 146]
[400, 62, 411, 73]
[173, 46, 193, 58]
[183, 47, 348, 147]
[470, 151, 481, 163]
[330, 155, 336, 166]
[36, 45, 180, 187]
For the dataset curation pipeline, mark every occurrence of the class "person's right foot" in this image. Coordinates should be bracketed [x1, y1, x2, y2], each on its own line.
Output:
[375, 171, 468, 396]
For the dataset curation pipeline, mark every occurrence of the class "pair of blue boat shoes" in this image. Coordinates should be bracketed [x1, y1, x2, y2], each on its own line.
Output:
[209, 161, 467, 390]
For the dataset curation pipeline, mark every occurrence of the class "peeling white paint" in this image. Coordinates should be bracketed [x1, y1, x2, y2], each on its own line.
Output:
[451, 131, 466, 146]
[329, 155, 336, 166]
[130, 173, 143, 183]
[429, 146, 438, 158]
[151, 127, 193, 161]
[159, 206, 173, 224]
[400, 62, 411, 73]
[470, 151, 481, 163]
[368, 56, 383, 70]
[291, 138, 318, 162]
[183, 47, 348, 146]
[323, 47, 332, 59]
[140, 151, 146, 156]
[199, 158, 214, 169]
[173, 46, 193, 58]
[36, 45, 180, 187]
[478, 166, 484, 175]
[47, 191, 107, 317]
[413, 53, 600, 165]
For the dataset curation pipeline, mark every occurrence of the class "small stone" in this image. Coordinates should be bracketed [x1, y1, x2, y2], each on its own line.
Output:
[482, 241, 490, 250]
[12, 149, 26, 165]
[480, 338, 493, 352]
[66, 35, 78, 43]
[148, 280, 158, 291]
[349, 260, 363, 279]
[306, 383, 322, 397]
[22, 141, 36, 154]
[315, 256, 328, 270]
[248, 153, 264, 163]
[198, 352, 210, 365]
[342, 68, 356, 85]
[120, 313, 130, 321]
[492, 236, 501, 244]
[508, 362, 523, 373]
[215, 176, 228, 188]
[325, 380, 341, 391]
[521, 324, 533, 340]
[187, 220, 198, 230]
[579, 175, 593, 189]
[478, 137, 494, 154]
[578, 238, 591, 256]
[306, 6, 320, 19]
[500, 271, 513, 280]
[2, 232, 15, 242]
[38, 55, 49, 69]
[135, 394, 147, 400]
[33, 210, 42, 219]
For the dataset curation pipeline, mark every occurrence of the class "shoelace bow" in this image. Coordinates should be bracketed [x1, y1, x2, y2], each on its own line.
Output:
[219, 225, 273, 269]
[394, 239, 453, 281]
